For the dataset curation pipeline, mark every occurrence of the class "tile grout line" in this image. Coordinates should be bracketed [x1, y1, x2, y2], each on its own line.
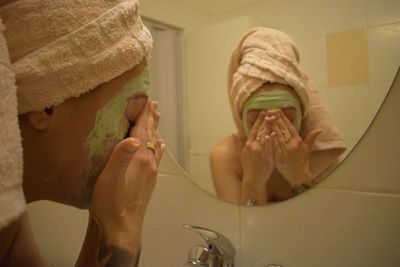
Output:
[315, 187, 400, 198]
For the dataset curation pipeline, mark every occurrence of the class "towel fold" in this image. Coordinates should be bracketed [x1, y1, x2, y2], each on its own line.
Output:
[0, 16, 25, 230]
[228, 27, 346, 179]
[0, 0, 153, 114]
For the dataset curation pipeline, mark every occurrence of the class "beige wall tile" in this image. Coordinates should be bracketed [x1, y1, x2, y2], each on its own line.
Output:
[240, 190, 400, 267]
[327, 28, 369, 87]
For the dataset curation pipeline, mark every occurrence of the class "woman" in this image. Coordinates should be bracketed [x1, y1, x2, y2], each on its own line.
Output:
[210, 27, 346, 206]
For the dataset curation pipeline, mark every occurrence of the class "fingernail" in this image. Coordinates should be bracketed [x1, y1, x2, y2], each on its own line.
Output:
[125, 138, 140, 153]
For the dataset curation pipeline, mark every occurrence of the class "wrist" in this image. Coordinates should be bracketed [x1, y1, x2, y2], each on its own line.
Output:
[92, 211, 143, 253]
[290, 169, 313, 196]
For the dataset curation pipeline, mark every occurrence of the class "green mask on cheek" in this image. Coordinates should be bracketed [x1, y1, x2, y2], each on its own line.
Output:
[83, 67, 150, 172]
[242, 89, 302, 136]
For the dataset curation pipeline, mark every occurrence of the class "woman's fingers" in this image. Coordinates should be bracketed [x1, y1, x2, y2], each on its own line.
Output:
[146, 101, 156, 140]
[278, 109, 298, 138]
[154, 138, 165, 165]
[270, 131, 282, 157]
[248, 111, 265, 142]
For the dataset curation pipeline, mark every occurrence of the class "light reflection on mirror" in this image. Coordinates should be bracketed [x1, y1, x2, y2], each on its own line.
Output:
[142, 0, 400, 205]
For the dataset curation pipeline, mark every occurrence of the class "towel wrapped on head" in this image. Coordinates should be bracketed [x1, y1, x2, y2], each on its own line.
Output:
[228, 27, 346, 181]
[1, 0, 153, 114]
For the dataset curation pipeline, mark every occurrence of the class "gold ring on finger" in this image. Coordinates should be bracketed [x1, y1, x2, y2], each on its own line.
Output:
[146, 142, 157, 156]
[282, 131, 291, 142]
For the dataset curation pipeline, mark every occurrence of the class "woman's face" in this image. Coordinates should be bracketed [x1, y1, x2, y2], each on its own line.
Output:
[45, 61, 149, 207]
[246, 83, 300, 131]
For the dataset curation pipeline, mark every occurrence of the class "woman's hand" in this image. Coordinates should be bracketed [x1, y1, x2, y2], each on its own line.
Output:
[269, 109, 321, 187]
[239, 112, 274, 204]
[90, 100, 165, 253]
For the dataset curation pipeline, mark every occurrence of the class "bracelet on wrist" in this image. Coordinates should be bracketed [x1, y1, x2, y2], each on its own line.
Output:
[246, 197, 258, 206]
[292, 183, 311, 196]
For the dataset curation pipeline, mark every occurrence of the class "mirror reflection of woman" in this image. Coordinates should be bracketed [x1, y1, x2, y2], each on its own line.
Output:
[210, 28, 346, 206]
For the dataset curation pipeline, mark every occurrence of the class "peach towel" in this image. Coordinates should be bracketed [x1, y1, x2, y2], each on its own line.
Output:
[0, 0, 153, 114]
[228, 27, 346, 180]
[0, 15, 25, 230]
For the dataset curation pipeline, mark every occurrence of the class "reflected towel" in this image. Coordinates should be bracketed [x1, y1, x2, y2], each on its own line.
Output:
[0, 16, 25, 230]
[228, 27, 346, 180]
[0, 0, 153, 114]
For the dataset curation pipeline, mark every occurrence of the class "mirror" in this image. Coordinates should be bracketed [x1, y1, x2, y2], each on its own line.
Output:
[141, 0, 400, 204]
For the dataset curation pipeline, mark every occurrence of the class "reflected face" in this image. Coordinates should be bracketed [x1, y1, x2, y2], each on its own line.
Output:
[244, 83, 302, 134]
[48, 62, 149, 208]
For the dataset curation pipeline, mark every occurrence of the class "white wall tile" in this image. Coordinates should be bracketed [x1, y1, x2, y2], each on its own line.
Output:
[369, 81, 392, 118]
[188, 153, 215, 194]
[245, 0, 367, 38]
[140, 174, 241, 266]
[140, 0, 211, 30]
[158, 150, 187, 176]
[321, 76, 400, 194]
[296, 36, 328, 88]
[240, 190, 400, 267]
[366, 0, 400, 26]
[319, 85, 372, 140]
[27, 201, 87, 267]
[368, 23, 400, 83]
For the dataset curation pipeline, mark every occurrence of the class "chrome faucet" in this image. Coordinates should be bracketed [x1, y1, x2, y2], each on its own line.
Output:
[183, 224, 236, 267]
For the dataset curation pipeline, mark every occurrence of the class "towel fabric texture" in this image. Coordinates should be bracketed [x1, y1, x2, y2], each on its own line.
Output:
[0, 0, 153, 114]
[0, 16, 25, 230]
[228, 27, 346, 180]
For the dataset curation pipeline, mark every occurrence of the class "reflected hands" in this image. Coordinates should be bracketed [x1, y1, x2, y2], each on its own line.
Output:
[238, 112, 274, 204]
[268, 109, 322, 187]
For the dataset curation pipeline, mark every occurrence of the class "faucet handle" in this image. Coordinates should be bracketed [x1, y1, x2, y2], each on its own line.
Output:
[183, 224, 236, 265]
[183, 245, 209, 266]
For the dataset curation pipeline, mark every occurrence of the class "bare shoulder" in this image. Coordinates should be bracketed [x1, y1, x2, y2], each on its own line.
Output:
[210, 133, 243, 179]
[210, 134, 241, 164]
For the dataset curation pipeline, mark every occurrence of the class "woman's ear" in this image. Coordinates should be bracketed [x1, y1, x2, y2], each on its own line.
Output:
[25, 108, 53, 130]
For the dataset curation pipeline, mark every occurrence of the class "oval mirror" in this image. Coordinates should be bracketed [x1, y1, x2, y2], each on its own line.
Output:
[142, 0, 400, 205]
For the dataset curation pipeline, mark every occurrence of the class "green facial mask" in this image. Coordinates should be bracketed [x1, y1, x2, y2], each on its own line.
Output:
[242, 89, 302, 136]
[83, 66, 150, 178]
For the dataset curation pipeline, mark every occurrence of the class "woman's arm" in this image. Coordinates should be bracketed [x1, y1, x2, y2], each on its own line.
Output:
[0, 212, 45, 267]
[77, 100, 165, 267]
[211, 112, 274, 205]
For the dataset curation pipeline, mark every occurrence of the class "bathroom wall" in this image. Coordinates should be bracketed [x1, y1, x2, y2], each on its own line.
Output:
[26, 1, 400, 267]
